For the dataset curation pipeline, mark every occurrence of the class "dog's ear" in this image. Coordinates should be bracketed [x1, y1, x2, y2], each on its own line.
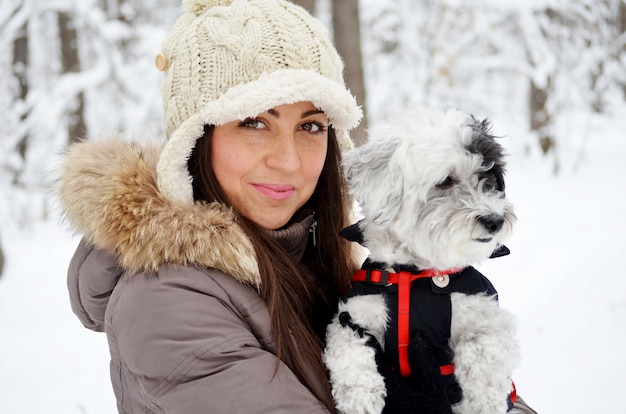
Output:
[466, 116, 507, 192]
[342, 135, 404, 227]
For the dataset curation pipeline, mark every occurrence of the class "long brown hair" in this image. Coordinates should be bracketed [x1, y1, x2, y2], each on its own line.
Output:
[187, 124, 356, 410]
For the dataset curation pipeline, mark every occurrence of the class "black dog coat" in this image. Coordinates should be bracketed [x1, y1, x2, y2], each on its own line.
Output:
[340, 224, 514, 410]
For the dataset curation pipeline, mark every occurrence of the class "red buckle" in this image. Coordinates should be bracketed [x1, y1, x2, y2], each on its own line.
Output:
[364, 268, 389, 285]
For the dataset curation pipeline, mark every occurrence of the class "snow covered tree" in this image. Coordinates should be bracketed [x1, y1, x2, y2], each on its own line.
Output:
[360, 0, 625, 172]
[58, 10, 87, 143]
[360, 0, 529, 130]
[519, 0, 626, 171]
[12, 20, 29, 161]
[0, 0, 178, 228]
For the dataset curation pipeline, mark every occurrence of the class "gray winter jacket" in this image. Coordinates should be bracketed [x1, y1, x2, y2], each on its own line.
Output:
[59, 137, 330, 413]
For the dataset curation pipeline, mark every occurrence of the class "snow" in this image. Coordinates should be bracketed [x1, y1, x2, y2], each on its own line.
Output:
[0, 224, 113, 413]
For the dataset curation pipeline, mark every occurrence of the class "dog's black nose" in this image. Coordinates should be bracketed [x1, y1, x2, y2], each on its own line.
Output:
[478, 214, 504, 234]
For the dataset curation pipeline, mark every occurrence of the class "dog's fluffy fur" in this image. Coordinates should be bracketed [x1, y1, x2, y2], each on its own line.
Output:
[324, 107, 520, 414]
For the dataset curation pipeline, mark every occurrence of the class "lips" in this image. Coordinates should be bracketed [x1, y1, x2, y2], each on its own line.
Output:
[252, 184, 295, 201]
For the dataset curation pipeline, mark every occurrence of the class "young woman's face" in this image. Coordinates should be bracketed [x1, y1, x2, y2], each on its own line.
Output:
[211, 101, 329, 230]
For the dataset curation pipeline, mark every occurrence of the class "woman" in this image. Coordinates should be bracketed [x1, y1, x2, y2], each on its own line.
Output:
[58, 0, 361, 412]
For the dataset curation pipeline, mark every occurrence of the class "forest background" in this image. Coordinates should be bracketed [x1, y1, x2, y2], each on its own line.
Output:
[1, 0, 625, 413]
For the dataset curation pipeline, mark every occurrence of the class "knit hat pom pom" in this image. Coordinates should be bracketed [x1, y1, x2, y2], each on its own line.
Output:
[182, 0, 232, 15]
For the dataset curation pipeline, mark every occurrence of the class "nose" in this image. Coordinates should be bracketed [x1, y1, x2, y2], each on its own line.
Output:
[478, 214, 504, 234]
[266, 132, 300, 172]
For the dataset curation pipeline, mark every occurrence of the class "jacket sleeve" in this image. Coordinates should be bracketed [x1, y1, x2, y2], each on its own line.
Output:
[67, 238, 123, 332]
[107, 264, 330, 414]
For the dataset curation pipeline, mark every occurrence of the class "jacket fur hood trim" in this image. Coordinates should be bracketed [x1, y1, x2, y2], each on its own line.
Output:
[56, 135, 260, 287]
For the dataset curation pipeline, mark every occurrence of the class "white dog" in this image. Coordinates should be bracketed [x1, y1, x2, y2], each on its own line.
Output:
[324, 107, 520, 414]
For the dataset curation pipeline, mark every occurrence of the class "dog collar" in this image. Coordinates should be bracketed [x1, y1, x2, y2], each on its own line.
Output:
[350, 267, 464, 286]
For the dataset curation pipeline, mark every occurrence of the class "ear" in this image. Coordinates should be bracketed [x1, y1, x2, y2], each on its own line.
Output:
[342, 135, 404, 227]
[466, 116, 507, 192]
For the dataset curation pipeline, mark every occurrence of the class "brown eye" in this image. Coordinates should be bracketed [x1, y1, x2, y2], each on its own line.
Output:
[300, 122, 327, 133]
[436, 175, 456, 189]
[239, 118, 265, 129]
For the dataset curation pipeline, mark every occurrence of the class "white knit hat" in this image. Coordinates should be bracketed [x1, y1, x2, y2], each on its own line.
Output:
[155, 0, 362, 205]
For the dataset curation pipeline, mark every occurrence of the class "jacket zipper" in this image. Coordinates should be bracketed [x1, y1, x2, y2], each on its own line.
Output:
[309, 219, 318, 247]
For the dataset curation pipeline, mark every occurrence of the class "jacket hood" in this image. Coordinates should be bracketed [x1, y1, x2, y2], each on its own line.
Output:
[55, 135, 260, 287]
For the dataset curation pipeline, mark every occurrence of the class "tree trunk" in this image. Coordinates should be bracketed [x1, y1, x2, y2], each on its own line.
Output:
[13, 22, 29, 161]
[619, 0, 626, 99]
[58, 11, 87, 144]
[290, 0, 315, 14]
[332, 0, 368, 146]
[529, 78, 554, 155]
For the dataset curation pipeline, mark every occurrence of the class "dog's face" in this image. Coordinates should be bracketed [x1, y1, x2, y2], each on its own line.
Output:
[343, 107, 516, 270]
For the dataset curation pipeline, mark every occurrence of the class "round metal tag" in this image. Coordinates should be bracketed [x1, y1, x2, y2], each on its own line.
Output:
[432, 274, 450, 288]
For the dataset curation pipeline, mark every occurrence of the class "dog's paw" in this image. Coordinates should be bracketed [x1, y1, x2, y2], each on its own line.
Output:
[324, 316, 387, 414]
[450, 293, 520, 414]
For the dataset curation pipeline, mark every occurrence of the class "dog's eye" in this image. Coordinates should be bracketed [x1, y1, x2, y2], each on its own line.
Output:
[436, 175, 456, 190]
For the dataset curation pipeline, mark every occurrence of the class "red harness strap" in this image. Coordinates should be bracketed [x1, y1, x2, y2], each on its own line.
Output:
[350, 267, 463, 377]
[510, 381, 517, 404]
[397, 271, 412, 376]
[439, 364, 455, 376]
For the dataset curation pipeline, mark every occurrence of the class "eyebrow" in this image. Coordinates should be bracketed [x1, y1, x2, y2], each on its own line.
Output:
[266, 108, 325, 119]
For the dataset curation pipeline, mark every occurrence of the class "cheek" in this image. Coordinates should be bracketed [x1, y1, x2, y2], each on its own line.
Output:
[210, 136, 246, 191]
[302, 145, 328, 186]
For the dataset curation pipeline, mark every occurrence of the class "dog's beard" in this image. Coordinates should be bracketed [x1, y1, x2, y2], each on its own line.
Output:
[420, 193, 515, 269]
[363, 184, 516, 270]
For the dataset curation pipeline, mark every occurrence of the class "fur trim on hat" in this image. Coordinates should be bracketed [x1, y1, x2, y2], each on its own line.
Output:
[200, 69, 361, 131]
[56, 136, 261, 287]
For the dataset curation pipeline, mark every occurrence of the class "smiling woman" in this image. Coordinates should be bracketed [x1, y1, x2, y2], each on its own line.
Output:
[55, 0, 362, 413]
[208, 102, 329, 230]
